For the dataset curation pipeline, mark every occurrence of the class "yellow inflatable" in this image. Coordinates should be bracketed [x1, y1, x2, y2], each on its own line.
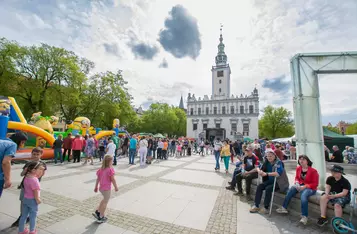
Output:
[30, 113, 59, 147]
[66, 117, 91, 136]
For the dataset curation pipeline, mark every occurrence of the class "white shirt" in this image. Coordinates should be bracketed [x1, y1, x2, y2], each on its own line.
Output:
[106, 142, 116, 156]
[214, 141, 222, 151]
[139, 139, 148, 148]
[158, 141, 164, 149]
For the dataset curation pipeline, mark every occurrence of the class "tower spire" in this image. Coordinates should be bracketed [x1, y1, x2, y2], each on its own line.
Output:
[179, 94, 184, 109]
[215, 24, 227, 66]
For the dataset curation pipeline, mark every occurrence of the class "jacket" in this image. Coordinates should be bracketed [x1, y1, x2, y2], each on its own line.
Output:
[63, 137, 72, 149]
[261, 158, 290, 192]
[72, 138, 84, 151]
[294, 166, 319, 190]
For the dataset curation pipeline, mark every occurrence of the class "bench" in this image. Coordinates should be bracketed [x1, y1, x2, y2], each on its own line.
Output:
[250, 178, 356, 222]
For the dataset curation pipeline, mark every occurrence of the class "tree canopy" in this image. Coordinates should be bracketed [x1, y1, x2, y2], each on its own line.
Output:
[258, 105, 294, 139]
[0, 37, 186, 134]
[346, 122, 357, 134]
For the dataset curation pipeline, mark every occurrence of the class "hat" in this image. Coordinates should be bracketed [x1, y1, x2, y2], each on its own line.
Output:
[331, 165, 345, 175]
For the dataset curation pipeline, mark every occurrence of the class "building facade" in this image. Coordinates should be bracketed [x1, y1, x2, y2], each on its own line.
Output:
[186, 29, 259, 141]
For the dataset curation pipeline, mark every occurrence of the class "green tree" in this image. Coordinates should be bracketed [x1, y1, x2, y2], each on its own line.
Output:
[172, 107, 187, 136]
[346, 122, 357, 134]
[259, 105, 294, 139]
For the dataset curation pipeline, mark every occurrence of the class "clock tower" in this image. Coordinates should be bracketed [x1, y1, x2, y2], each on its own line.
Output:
[211, 27, 231, 99]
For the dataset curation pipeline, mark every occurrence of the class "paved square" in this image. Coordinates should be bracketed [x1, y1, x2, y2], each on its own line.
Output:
[116, 164, 169, 177]
[0, 192, 57, 217]
[44, 214, 137, 234]
[110, 181, 219, 230]
[184, 162, 216, 171]
[161, 169, 225, 186]
[40, 172, 137, 201]
[150, 160, 186, 167]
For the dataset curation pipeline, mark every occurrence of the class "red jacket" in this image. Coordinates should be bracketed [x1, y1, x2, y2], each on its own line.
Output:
[72, 138, 84, 151]
[294, 166, 319, 190]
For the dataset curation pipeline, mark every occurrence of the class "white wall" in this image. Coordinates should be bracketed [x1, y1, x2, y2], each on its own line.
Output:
[212, 67, 230, 98]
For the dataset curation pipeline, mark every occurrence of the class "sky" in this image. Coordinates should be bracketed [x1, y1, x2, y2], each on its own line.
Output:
[1, 0, 357, 125]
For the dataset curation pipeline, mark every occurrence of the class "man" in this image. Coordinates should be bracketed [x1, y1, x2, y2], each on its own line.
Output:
[234, 146, 259, 200]
[317, 165, 351, 226]
[111, 133, 119, 165]
[274, 145, 285, 161]
[147, 136, 153, 158]
[63, 133, 72, 162]
[330, 145, 343, 163]
[106, 139, 116, 158]
[129, 134, 137, 165]
[53, 134, 63, 164]
[1, 132, 27, 198]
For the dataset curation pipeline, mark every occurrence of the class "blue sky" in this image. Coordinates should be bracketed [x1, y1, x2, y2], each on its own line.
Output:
[1, 0, 357, 125]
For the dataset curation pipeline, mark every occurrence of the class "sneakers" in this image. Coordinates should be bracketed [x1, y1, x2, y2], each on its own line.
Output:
[249, 206, 260, 213]
[96, 216, 108, 223]
[234, 191, 244, 196]
[317, 217, 328, 227]
[276, 207, 288, 214]
[259, 207, 269, 214]
[299, 216, 308, 225]
[225, 186, 235, 191]
[92, 210, 100, 220]
[19, 229, 29, 234]
[228, 181, 232, 185]
[29, 230, 37, 234]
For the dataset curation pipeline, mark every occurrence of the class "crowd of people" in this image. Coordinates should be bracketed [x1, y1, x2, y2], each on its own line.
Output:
[0, 132, 355, 233]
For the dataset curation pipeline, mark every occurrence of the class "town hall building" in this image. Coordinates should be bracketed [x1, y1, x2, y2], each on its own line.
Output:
[186, 29, 259, 141]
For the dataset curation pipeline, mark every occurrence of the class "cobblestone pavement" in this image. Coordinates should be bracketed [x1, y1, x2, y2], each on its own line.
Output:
[0, 154, 333, 234]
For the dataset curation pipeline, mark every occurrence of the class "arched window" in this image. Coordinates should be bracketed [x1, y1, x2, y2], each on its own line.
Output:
[219, 88, 221, 93]
[219, 79, 222, 84]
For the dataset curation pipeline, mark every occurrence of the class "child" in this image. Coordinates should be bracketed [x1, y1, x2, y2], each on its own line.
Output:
[18, 161, 45, 234]
[92, 155, 118, 223]
[12, 147, 46, 228]
[176, 144, 182, 157]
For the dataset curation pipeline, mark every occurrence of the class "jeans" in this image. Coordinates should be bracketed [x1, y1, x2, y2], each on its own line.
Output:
[157, 148, 162, 159]
[63, 148, 71, 162]
[254, 180, 277, 208]
[0, 180, 3, 197]
[129, 148, 136, 164]
[236, 172, 258, 195]
[214, 150, 220, 169]
[54, 148, 63, 163]
[230, 168, 242, 187]
[223, 156, 230, 170]
[147, 149, 153, 157]
[19, 198, 38, 232]
[282, 186, 316, 217]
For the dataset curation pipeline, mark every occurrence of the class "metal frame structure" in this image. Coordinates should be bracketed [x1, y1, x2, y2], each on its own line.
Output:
[290, 52, 357, 188]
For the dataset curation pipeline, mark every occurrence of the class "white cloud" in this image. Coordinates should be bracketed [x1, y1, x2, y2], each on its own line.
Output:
[0, 0, 357, 125]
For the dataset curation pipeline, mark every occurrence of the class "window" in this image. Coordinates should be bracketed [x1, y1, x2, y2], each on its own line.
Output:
[193, 123, 197, 131]
[215, 123, 221, 128]
[206, 107, 209, 115]
[217, 70, 223, 77]
[219, 88, 221, 93]
[219, 79, 222, 84]
[222, 106, 226, 114]
[249, 105, 254, 114]
[243, 123, 249, 136]
[230, 106, 234, 114]
[198, 108, 201, 115]
[190, 108, 193, 115]
[203, 123, 208, 129]
[214, 107, 217, 114]
[240, 105, 244, 114]
[231, 123, 237, 132]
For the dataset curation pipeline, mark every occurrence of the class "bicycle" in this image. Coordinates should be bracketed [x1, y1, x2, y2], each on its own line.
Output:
[331, 188, 357, 234]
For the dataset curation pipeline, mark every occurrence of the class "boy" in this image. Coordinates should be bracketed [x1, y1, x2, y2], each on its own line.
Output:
[11, 147, 47, 227]
[317, 165, 351, 226]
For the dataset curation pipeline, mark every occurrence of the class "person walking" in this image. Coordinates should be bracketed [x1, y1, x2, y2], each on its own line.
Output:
[138, 136, 148, 166]
[53, 135, 63, 164]
[220, 140, 231, 173]
[62, 133, 72, 162]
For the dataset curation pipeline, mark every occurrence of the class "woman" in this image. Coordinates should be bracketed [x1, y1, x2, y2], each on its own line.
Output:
[220, 140, 231, 173]
[276, 155, 319, 225]
[84, 135, 95, 165]
[187, 141, 192, 156]
[250, 151, 289, 214]
[138, 136, 148, 166]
